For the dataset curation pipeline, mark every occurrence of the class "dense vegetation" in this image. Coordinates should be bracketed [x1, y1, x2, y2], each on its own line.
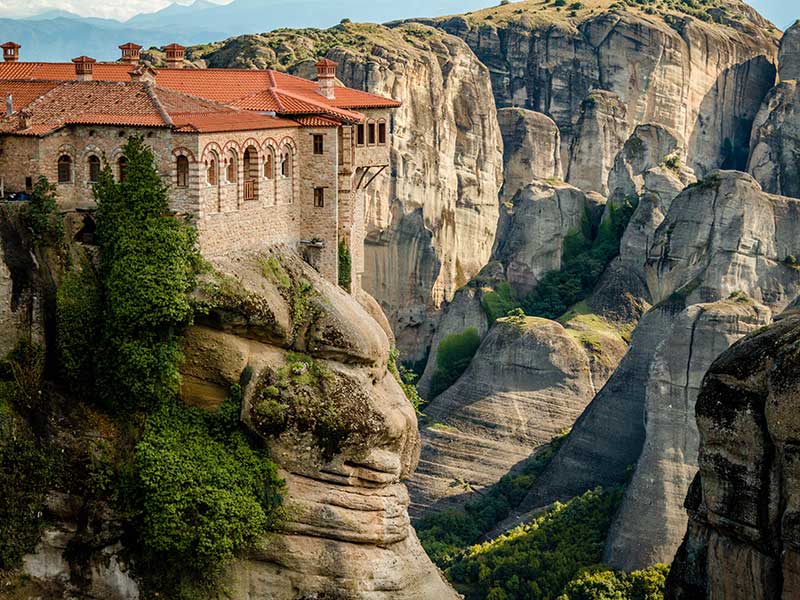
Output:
[338, 240, 352, 292]
[417, 431, 568, 566]
[521, 200, 636, 320]
[49, 136, 285, 599]
[449, 487, 624, 600]
[428, 328, 482, 398]
[559, 564, 669, 600]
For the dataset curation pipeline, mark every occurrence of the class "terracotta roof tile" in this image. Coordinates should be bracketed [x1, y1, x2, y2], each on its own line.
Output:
[0, 62, 402, 117]
[172, 111, 299, 133]
[0, 80, 61, 111]
[294, 115, 340, 128]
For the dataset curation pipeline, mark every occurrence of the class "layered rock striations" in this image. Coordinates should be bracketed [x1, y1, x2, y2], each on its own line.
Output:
[189, 24, 504, 358]
[604, 296, 770, 570]
[409, 313, 627, 515]
[183, 247, 458, 599]
[430, 0, 779, 178]
[519, 171, 800, 523]
[667, 313, 800, 599]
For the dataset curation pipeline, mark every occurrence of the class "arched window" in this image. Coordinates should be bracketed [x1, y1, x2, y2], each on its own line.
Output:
[176, 155, 189, 188]
[281, 152, 291, 178]
[206, 158, 217, 186]
[368, 120, 376, 145]
[226, 154, 236, 183]
[117, 156, 128, 182]
[264, 154, 273, 179]
[57, 155, 72, 183]
[87, 155, 101, 183]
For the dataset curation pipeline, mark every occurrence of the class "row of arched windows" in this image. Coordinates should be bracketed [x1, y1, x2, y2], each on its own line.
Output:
[57, 154, 128, 184]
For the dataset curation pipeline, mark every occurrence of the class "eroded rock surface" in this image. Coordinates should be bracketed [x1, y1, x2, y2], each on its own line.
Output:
[434, 2, 778, 177]
[409, 314, 627, 515]
[604, 296, 771, 571]
[779, 20, 800, 82]
[666, 314, 800, 599]
[183, 247, 457, 599]
[498, 107, 562, 200]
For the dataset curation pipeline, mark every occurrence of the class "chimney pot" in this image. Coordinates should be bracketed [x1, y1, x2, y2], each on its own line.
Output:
[129, 65, 158, 84]
[18, 109, 31, 130]
[163, 43, 185, 69]
[6, 93, 12, 117]
[119, 42, 142, 65]
[72, 56, 96, 81]
[315, 58, 337, 100]
[1, 41, 20, 63]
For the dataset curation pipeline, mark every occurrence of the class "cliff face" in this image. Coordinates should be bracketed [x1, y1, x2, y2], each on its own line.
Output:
[432, 0, 779, 180]
[604, 297, 770, 570]
[666, 313, 800, 599]
[779, 21, 800, 82]
[409, 312, 627, 515]
[183, 248, 457, 599]
[190, 23, 504, 359]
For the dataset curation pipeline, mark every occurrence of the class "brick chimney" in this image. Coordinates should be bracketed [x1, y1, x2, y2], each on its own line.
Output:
[1, 42, 20, 63]
[163, 43, 185, 69]
[72, 56, 96, 81]
[119, 42, 142, 65]
[18, 109, 31, 130]
[315, 58, 337, 100]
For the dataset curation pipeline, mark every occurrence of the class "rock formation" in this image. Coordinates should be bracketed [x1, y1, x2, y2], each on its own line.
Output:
[493, 180, 603, 295]
[518, 171, 800, 522]
[183, 248, 458, 599]
[189, 23, 504, 359]
[566, 91, 628, 196]
[748, 81, 800, 200]
[779, 20, 800, 82]
[666, 313, 800, 599]
[604, 296, 770, 571]
[497, 107, 561, 200]
[409, 313, 627, 515]
[431, 1, 779, 177]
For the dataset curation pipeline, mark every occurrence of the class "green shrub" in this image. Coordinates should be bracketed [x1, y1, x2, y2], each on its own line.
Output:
[389, 347, 424, 412]
[338, 240, 352, 292]
[482, 281, 521, 323]
[559, 563, 669, 600]
[25, 176, 63, 243]
[0, 379, 52, 569]
[56, 263, 101, 391]
[133, 399, 284, 599]
[429, 328, 482, 397]
[93, 136, 199, 412]
[447, 487, 624, 600]
[522, 199, 636, 320]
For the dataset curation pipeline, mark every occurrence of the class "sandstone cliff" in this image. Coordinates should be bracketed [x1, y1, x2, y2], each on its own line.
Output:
[666, 313, 800, 599]
[428, 0, 779, 180]
[779, 20, 800, 82]
[518, 171, 800, 525]
[188, 23, 504, 360]
[409, 312, 627, 515]
[604, 296, 770, 571]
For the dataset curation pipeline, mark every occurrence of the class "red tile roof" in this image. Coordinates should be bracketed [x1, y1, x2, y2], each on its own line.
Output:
[295, 115, 340, 128]
[0, 80, 60, 111]
[0, 80, 295, 136]
[0, 62, 402, 120]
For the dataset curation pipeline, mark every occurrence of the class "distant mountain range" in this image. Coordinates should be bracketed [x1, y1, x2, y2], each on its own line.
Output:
[0, 0, 497, 62]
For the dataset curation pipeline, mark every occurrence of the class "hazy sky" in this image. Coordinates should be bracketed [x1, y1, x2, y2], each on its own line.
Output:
[0, 0, 794, 27]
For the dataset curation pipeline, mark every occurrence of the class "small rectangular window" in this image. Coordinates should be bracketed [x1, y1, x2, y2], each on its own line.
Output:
[313, 134, 324, 155]
[356, 124, 365, 146]
[24, 177, 32, 191]
[314, 187, 325, 208]
[378, 122, 387, 145]
[368, 122, 376, 145]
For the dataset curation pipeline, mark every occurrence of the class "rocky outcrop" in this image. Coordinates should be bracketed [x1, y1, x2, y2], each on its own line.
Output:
[183, 247, 457, 599]
[590, 124, 696, 321]
[666, 313, 800, 599]
[604, 296, 770, 571]
[779, 20, 800, 82]
[409, 313, 627, 515]
[748, 80, 800, 199]
[497, 107, 561, 200]
[432, 2, 778, 178]
[493, 180, 604, 295]
[566, 91, 628, 196]
[519, 171, 800, 518]
[191, 24, 504, 357]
